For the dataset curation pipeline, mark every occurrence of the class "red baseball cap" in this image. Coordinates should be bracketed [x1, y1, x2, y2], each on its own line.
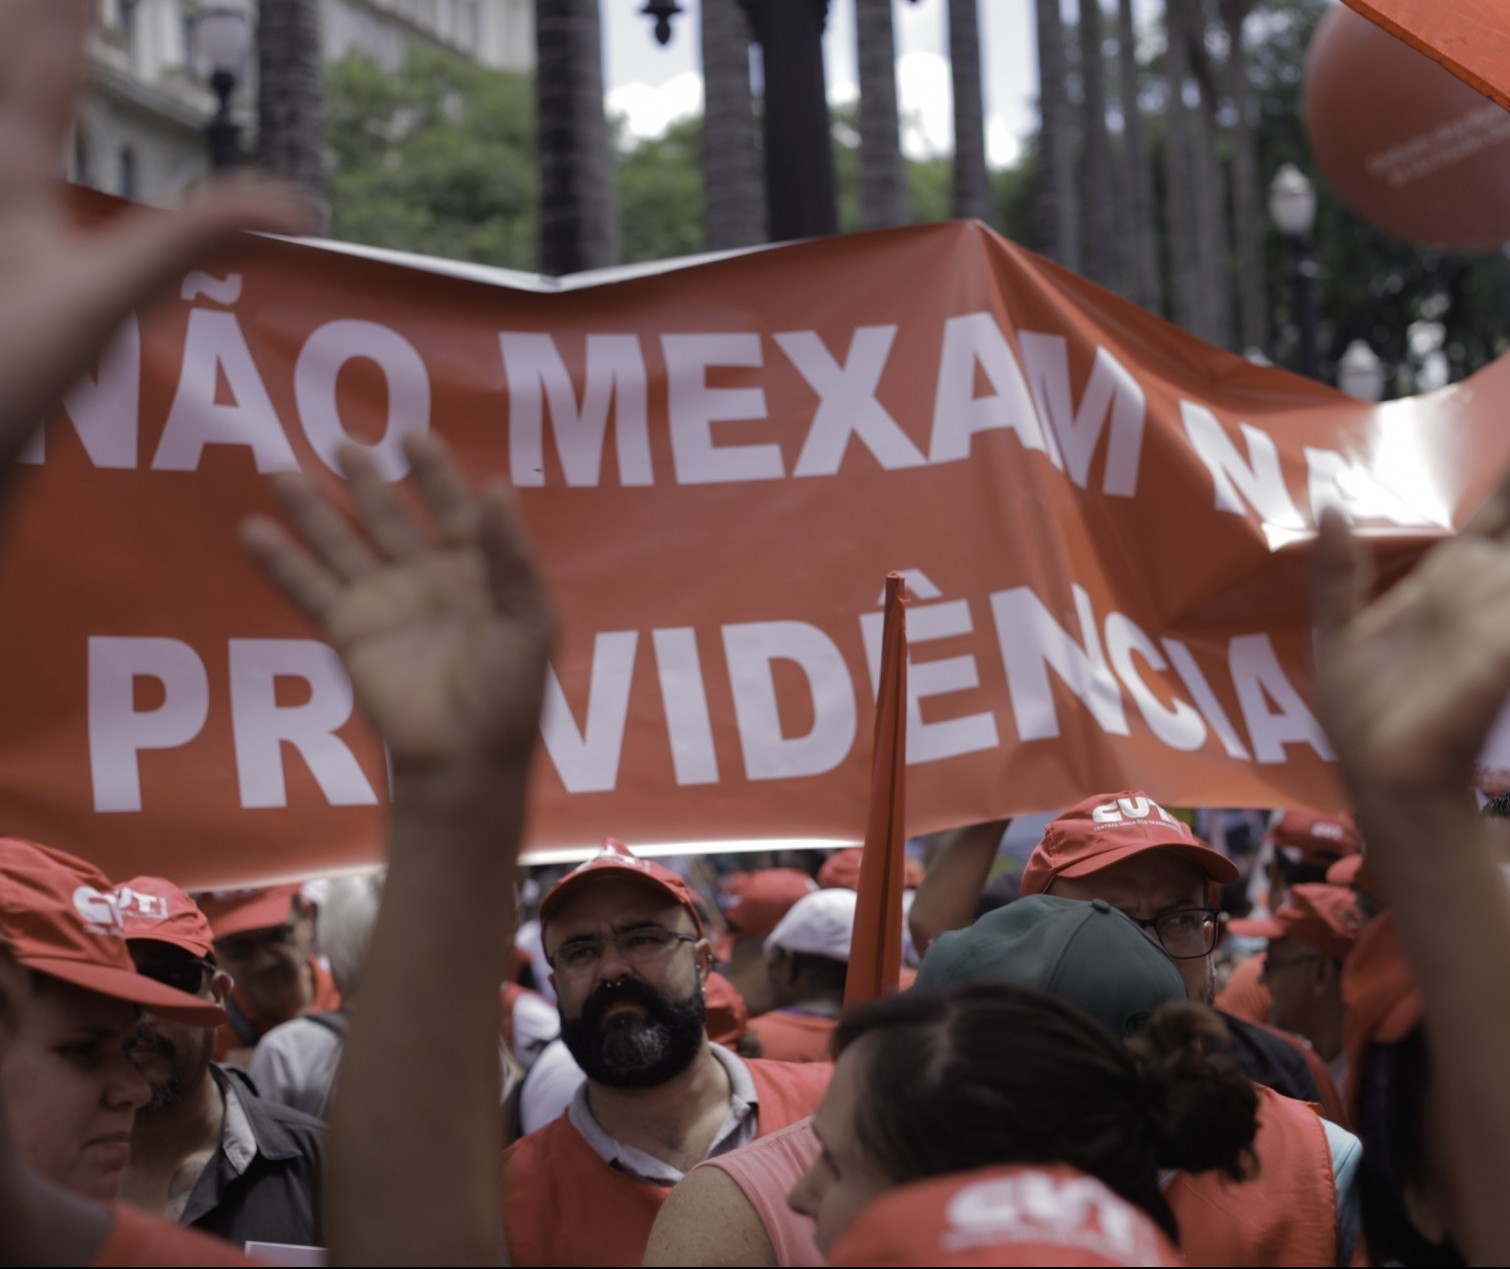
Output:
[197, 885, 301, 941]
[1325, 852, 1380, 899]
[723, 868, 816, 938]
[1022, 792, 1238, 897]
[540, 839, 704, 939]
[826, 1164, 1178, 1267]
[0, 839, 226, 1027]
[704, 970, 749, 1046]
[818, 848, 925, 892]
[1269, 811, 1362, 868]
[116, 876, 217, 960]
[1341, 911, 1421, 1124]
[1228, 883, 1365, 962]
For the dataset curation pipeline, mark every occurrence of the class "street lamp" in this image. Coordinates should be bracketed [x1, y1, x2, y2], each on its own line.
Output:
[195, 5, 250, 171]
[1338, 339, 1386, 401]
[1268, 163, 1320, 379]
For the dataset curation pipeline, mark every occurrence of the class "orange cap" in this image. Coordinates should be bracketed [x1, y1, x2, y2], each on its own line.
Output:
[1022, 792, 1238, 897]
[817, 849, 925, 892]
[723, 868, 816, 938]
[197, 885, 301, 941]
[1341, 911, 1422, 1123]
[0, 839, 226, 1027]
[1227, 883, 1365, 962]
[826, 1164, 1178, 1267]
[116, 876, 217, 960]
[1269, 810, 1362, 868]
[704, 970, 749, 1046]
[540, 839, 704, 939]
[1325, 852, 1380, 900]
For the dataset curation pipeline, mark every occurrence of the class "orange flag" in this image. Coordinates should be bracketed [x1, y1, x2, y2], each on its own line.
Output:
[1344, 0, 1510, 111]
[844, 574, 909, 1008]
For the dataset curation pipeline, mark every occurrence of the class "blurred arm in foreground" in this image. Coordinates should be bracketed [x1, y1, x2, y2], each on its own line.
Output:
[243, 435, 553, 1265]
[1311, 486, 1510, 1265]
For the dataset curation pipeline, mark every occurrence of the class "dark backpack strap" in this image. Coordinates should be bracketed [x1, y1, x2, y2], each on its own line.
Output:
[224, 991, 262, 1046]
[303, 1010, 349, 1038]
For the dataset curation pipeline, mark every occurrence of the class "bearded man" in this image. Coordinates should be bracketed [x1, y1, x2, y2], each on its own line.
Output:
[116, 877, 325, 1249]
[502, 841, 829, 1266]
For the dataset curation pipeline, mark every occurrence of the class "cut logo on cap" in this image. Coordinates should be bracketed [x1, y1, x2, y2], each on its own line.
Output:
[943, 1172, 1161, 1260]
[114, 887, 170, 921]
[72, 886, 125, 937]
[1090, 796, 1180, 828]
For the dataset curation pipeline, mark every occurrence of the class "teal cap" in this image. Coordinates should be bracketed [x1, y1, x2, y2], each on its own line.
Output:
[915, 894, 1185, 1038]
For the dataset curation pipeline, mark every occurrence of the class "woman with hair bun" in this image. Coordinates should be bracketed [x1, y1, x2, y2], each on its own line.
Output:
[789, 984, 1260, 1265]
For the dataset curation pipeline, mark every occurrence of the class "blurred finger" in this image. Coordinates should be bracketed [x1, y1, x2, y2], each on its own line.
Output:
[240, 515, 341, 624]
[479, 482, 553, 636]
[1462, 461, 1510, 540]
[269, 470, 380, 582]
[338, 444, 428, 562]
[1310, 508, 1374, 642]
[406, 433, 480, 546]
[0, 0, 89, 204]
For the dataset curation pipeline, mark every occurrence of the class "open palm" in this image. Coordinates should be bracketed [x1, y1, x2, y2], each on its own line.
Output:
[242, 437, 554, 769]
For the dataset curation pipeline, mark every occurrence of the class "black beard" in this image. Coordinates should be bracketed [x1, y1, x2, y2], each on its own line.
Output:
[558, 976, 707, 1090]
[131, 1023, 204, 1114]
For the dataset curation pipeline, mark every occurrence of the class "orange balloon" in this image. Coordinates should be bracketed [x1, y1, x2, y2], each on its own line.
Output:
[1305, 5, 1510, 249]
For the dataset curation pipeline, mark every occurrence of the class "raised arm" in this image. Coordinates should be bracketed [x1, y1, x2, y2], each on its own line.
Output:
[243, 436, 554, 1265]
[907, 819, 1011, 955]
[1310, 487, 1510, 1265]
[0, 0, 314, 474]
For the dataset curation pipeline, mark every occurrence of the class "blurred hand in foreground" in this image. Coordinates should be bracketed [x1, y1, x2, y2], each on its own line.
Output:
[0, 0, 316, 470]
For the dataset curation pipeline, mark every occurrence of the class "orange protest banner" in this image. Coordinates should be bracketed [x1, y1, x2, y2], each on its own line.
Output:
[3, 191, 1506, 887]
[1342, 1, 1510, 112]
[844, 573, 908, 1008]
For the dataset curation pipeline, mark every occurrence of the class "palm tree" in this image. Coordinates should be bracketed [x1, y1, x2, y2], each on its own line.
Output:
[1187, 10, 1233, 348]
[1161, 0, 1199, 331]
[856, 0, 908, 229]
[1077, 0, 1116, 288]
[1116, 0, 1157, 309]
[948, 0, 991, 223]
[536, 0, 619, 274]
[1035, 0, 1078, 267]
[700, 0, 764, 248]
[255, 0, 325, 201]
[1221, 0, 1265, 353]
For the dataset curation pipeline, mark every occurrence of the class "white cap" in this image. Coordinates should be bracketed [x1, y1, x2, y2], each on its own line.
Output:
[764, 889, 858, 963]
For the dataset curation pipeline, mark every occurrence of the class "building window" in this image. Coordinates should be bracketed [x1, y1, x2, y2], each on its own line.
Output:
[73, 132, 95, 189]
[118, 147, 138, 201]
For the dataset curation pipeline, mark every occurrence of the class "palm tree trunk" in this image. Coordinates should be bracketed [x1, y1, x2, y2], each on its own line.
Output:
[256, 0, 325, 201]
[1035, 0, 1078, 266]
[1116, 0, 1157, 309]
[1186, 6, 1232, 348]
[536, 0, 619, 274]
[856, 0, 908, 229]
[1221, 0, 1264, 354]
[701, 0, 764, 247]
[1077, 0, 1116, 288]
[1161, 0, 1199, 330]
[948, 0, 992, 223]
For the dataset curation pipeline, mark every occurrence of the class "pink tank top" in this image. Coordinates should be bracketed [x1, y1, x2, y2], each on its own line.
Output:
[696, 1117, 823, 1267]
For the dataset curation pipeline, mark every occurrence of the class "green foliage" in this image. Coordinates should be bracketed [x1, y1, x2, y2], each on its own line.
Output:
[615, 116, 706, 264]
[324, 48, 538, 270]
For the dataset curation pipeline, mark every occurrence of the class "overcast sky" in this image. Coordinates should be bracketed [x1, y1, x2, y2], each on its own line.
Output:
[600, 1, 1041, 170]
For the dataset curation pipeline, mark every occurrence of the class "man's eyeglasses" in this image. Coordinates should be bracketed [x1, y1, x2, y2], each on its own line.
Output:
[1123, 907, 1220, 960]
[134, 954, 216, 994]
[547, 925, 698, 976]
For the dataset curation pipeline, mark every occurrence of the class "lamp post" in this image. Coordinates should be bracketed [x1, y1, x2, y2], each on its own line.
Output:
[196, 5, 250, 171]
[640, 0, 837, 242]
[1268, 163, 1319, 379]
[1338, 339, 1386, 401]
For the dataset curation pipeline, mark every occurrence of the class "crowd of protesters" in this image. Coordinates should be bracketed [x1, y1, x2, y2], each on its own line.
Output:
[5, 4, 1510, 1266]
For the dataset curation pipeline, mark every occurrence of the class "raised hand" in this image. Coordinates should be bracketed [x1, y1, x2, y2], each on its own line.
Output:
[0, 0, 317, 469]
[1310, 468, 1510, 796]
[240, 435, 555, 771]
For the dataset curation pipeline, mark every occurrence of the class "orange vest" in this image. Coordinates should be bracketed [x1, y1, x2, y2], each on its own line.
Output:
[747, 1010, 838, 1063]
[499, 981, 546, 1052]
[502, 1058, 831, 1266]
[1167, 1085, 1338, 1266]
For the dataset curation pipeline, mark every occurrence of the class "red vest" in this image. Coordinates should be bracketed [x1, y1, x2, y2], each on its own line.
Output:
[1167, 1085, 1338, 1266]
[747, 1010, 838, 1063]
[503, 1058, 831, 1266]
